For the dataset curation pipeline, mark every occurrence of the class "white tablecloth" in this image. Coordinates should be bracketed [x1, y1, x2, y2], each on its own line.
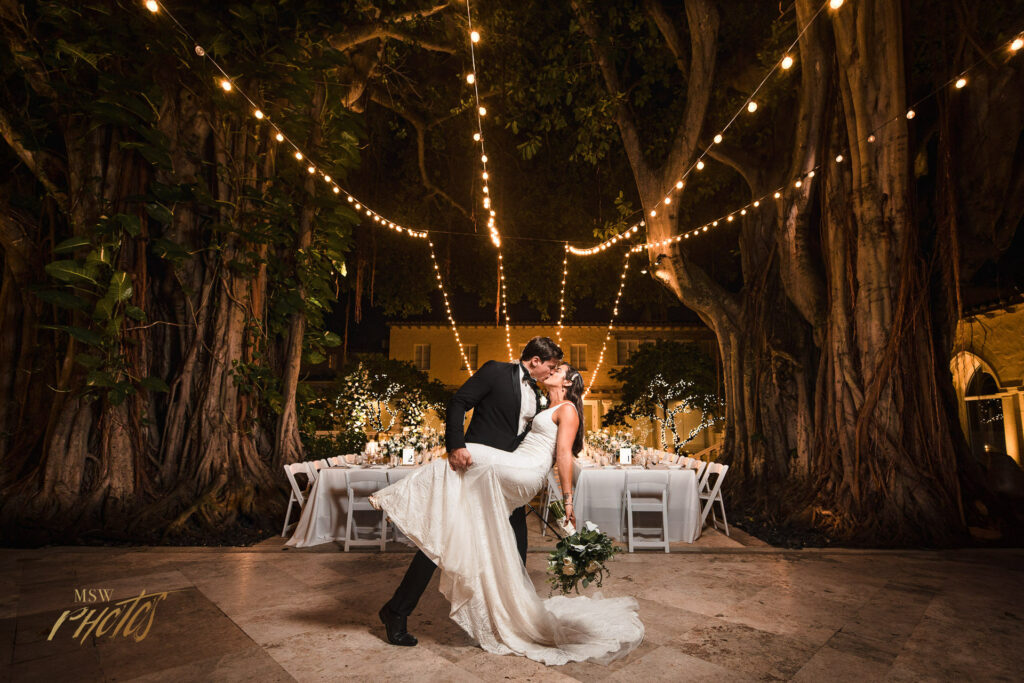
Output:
[571, 466, 702, 543]
[286, 466, 418, 548]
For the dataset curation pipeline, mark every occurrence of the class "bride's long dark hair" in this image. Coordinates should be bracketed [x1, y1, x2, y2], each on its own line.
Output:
[558, 362, 585, 456]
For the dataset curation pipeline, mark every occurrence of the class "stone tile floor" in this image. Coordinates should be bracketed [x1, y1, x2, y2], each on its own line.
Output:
[2, 524, 1022, 682]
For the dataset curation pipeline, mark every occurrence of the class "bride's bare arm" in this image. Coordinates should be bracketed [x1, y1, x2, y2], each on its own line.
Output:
[552, 404, 580, 526]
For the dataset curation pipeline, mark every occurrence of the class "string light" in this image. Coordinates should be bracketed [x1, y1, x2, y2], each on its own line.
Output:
[498, 253, 514, 361]
[555, 244, 569, 346]
[829, 0, 843, 8]
[219, 79, 232, 92]
[567, 224, 641, 256]
[713, 133, 723, 144]
[275, 132, 284, 142]
[145, 0, 158, 12]
[906, 109, 916, 119]
[428, 242, 473, 376]
[1012, 37, 1023, 52]
[584, 253, 631, 399]
[464, 1, 501, 248]
[747, 101, 758, 113]
[955, 77, 967, 89]
[781, 55, 794, 69]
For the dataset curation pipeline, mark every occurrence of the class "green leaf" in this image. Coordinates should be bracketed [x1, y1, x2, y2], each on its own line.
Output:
[40, 324, 103, 346]
[55, 39, 100, 68]
[304, 350, 326, 365]
[94, 271, 132, 319]
[86, 370, 116, 388]
[45, 260, 98, 285]
[32, 289, 90, 311]
[323, 331, 342, 347]
[138, 376, 170, 393]
[53, 236, 92, 254]
[125, 305, 147, 321]
[113, 213, 142, 237]
[151, 238, 189, 262]
[145, 203, 173, 225]
[75, 354, 104, 370]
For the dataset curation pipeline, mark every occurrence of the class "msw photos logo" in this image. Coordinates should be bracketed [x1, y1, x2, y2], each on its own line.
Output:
[47, 588, 177, 644]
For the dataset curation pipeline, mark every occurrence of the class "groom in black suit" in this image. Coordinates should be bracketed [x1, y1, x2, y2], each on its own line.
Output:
[378, 336, 564, 646]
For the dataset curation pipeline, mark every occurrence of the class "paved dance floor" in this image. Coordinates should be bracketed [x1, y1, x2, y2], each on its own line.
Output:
[2, 529, 1021, 681]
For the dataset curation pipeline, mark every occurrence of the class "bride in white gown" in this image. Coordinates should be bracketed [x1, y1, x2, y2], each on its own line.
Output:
[370, 362, 643, 666]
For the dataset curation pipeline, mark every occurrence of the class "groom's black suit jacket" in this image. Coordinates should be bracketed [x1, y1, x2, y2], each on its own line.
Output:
[445, 360, 530, 453]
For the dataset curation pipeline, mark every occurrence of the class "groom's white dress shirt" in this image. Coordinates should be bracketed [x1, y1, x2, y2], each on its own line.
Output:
[517, 364, 538, 436]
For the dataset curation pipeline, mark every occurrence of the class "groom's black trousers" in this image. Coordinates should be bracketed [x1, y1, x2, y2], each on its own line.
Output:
[387, 507, 528, 617]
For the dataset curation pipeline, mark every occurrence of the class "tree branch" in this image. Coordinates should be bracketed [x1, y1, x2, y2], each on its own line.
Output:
[330, 24, 457, 54]
[706, 141, 763, 191]
[368, 90, 472, 220]
[571, 0, 654, 184]
[0, 106, 67, 210]
[659, 0, 719, 186]
[642, 0, 688, 76]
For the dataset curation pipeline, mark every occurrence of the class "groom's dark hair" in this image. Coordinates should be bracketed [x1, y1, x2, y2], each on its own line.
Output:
[520, 336, 563, 362]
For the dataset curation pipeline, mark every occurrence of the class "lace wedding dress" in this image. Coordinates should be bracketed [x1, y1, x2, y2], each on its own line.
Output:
[370, 402, 644, 666]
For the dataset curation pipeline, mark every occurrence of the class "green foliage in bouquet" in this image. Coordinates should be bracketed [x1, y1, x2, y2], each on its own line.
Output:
[546, 507, 621, 595]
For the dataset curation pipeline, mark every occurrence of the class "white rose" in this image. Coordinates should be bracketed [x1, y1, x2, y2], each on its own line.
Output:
[584, 521, 599, 532]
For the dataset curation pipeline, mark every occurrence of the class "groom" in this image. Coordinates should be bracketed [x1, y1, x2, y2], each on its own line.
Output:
[378, 336, 564, 646]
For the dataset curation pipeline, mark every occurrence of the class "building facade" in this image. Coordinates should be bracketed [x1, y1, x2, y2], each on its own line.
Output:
[388, 322, 721, 450]
[951, 301, 1024, 465]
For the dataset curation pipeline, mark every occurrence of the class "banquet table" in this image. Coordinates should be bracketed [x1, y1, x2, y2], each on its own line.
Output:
[571, 465, 702, 543]
[286, 465, 418, 548]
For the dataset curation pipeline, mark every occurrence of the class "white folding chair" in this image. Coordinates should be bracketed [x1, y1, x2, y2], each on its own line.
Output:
[327, 456, 347, 467]
[621, 471, 671, 553]
[541, 470, 564, 536]
[698, 462, 730, 536]
[281, 462, 314, 537]
[344, 470, 391, 551]
[691, 459, 708, 487]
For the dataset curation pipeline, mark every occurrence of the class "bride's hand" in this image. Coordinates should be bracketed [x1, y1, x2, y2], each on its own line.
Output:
[566, 502, 576, 528]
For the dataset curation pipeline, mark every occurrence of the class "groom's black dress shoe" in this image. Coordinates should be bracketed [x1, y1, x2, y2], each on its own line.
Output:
[379, 605, 417, 646]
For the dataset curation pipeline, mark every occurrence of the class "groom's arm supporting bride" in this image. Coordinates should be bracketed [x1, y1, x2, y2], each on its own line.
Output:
[444, 360, 506, 472]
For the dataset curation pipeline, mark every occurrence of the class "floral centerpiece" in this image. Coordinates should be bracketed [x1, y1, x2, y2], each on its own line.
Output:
[585, 428, 643, 464]
[378, 425, 441, 464]
[546, 501, 621, 594]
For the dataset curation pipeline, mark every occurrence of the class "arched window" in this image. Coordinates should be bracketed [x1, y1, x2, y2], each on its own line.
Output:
[964, 369, 1005, 458]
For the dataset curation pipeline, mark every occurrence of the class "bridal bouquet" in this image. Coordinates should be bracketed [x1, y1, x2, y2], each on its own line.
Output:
[546, 501, 621, 595]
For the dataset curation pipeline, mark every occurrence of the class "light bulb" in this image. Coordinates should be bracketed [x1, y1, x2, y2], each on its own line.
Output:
[1012, 38, 1023, 52]
[649, 210, 657, 217]
[470, 30, 480, 43]
[829, 0, 843, 8]
[795, 179, 802, 188]
[696, 160, 705, 170]
[955, 77, 967, 89]
[781, 55, 794, 70]
[835, 154, 844, 163]
[481, 154, 488, 163]
[467, 73, 475, 84]
[676, 180, 684, 189]
[713, 133, 723, 144]
[473, 132, 481, 141]
[145, 0, 159, 12]
[774, 191, 781, 198]
[808, 170, 815, 178]
[220, 79, 232, 92]
[347, 196, 354, 203]
[664, 197, 671, 204]
[753, 201, 760, 207]
[727, 215, 734, 221]
[294, 151, 303, 160]
[747, 101, 758, 113]
[906, 109, 915, 119]
[868, 134, 876, 143]
[275, 133, 284, 142]
[254, 109, 264, 119]
[307, 165, 315, 174]
[478, 106, 487, 116]
[482, 172, 489, 180]
[333, 187, 340, 194]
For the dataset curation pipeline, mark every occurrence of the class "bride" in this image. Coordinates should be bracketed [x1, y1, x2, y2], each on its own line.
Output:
[370, 362, 644, 666]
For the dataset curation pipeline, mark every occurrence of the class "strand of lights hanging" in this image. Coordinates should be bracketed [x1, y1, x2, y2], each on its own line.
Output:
[555, 244, 570, 346]
[464, 1, 502, 248]
[630, 26, 1024, 250]
[641, 0, 839, 223]
[567, 222, 643, 256]
[497, 253, 515, 361]
[584, 252, 632, 399]
[140, 0, 428, 243]
[427, 242, 474, 377]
